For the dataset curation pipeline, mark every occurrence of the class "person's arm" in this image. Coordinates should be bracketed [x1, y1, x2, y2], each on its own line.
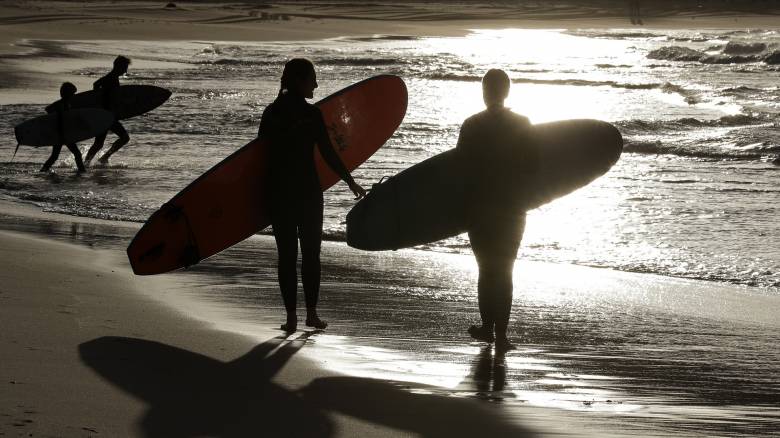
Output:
[55, 102, 65, 145]
[314, 108, 365, 198]
[45, 100, 59, 114]
[258, 104, 277, 140]
[93, 75, 105, 90]
[455, 118, 476, 151]
[517, 115, 539, 173]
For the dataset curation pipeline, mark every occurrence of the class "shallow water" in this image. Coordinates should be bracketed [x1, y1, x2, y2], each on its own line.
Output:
[1, 28, 779, 289]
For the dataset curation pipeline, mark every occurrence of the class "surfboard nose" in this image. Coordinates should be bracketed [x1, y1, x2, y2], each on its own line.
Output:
[597, 119, 624, 165]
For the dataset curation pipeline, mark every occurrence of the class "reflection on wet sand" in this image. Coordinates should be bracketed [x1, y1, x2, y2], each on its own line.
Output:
[80, 332, 537, 437]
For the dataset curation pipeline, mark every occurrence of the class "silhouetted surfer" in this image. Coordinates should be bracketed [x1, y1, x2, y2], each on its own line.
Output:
[457, 69, 536, 351]
[259, 58, 366, 333]
[84, 55, 131, 165]
[629, 0, 643, 25]
[41, 82, 86, 173]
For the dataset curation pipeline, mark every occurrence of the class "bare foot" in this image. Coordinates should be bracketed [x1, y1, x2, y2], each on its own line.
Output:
[468, 325, 495, 343]
[305, 315, 328, 329]
[280, 316, 297, 333]
[495, 337, 515, 352]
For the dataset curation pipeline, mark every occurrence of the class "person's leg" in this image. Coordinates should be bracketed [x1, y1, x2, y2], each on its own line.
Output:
[491, 259, 516, 346]
[66, 143, 86, 172]
[468, 214, 525, 347]
[98, 122, 129, 164]
[493, 214, 525, 350]
[468, 227, 496, 343]
[272, 205, 299, 332]
[299, 192, 326, 329]
[85, 131, 107, 165]
[636, 1, 643, 25]
[41, 144, 63, 172]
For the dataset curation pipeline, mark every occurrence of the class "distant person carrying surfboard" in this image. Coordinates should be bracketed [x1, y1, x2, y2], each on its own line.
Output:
[259, 58, 366, 332]
[459, 69, 537, 352]
[84, 55, 131, 166]
[41, 82, 87, 173]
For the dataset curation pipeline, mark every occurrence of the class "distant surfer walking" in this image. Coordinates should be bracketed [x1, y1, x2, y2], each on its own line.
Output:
[41, 82, 86, 173]
[259, 58, 366, 332]
[84, 55, 131, 166]
[629, 0, 643, 25]
[458, 69, 537, 351]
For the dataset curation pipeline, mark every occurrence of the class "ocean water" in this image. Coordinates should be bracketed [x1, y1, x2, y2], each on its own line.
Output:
[1, 28, 779, 292]
[1, 28, 779, 436]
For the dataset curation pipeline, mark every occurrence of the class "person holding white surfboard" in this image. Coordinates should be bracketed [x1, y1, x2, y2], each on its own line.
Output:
[41, 82, 86, 173]
[458, 69, 537, 352]
[259, 58, 366, 333]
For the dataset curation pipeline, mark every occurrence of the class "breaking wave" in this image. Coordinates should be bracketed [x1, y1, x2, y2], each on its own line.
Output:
[622, 141, 779, 160]
[648, 45, 779, 65]
[616, 114, 765, 133]
[425, 73, 700, 103]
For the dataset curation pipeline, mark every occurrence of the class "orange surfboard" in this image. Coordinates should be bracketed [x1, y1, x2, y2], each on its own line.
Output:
[127, 75, 407, 275]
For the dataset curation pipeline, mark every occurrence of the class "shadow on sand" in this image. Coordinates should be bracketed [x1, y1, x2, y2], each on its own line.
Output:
[79, 334, 536, 437]
[79, 333, 330, 437]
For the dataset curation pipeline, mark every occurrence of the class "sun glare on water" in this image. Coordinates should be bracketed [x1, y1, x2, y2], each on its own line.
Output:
[415, 29, 643, 123]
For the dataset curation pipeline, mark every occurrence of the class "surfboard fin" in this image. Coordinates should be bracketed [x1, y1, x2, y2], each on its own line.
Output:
[12, 123, 24, 161]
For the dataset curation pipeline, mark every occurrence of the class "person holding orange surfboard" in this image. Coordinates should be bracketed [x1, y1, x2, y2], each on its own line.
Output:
[259, 58, 366, 333]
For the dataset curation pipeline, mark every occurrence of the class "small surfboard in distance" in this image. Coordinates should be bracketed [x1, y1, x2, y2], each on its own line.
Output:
[70, 85, 171, 120]
[14, 108, 115, 147]
[346, 119, 623, 251]
[127, 75, 407, 275]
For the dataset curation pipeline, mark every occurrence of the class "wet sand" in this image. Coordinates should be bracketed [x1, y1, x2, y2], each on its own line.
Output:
[1, 199, 778, 437]
[0, 199, 640, 437]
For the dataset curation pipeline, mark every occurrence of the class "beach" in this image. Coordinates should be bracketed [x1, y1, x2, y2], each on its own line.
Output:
[2, 1, 780, 437]
[3, 198, 777, 437]
[0, 201, 634, 437]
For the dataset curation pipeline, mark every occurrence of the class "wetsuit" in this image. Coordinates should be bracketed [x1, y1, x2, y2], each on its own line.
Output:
[85, 71, 129, 162]
[42, 97, 85, 172]
[258, 91, 355, 314]
[456, 106, 535, 336]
